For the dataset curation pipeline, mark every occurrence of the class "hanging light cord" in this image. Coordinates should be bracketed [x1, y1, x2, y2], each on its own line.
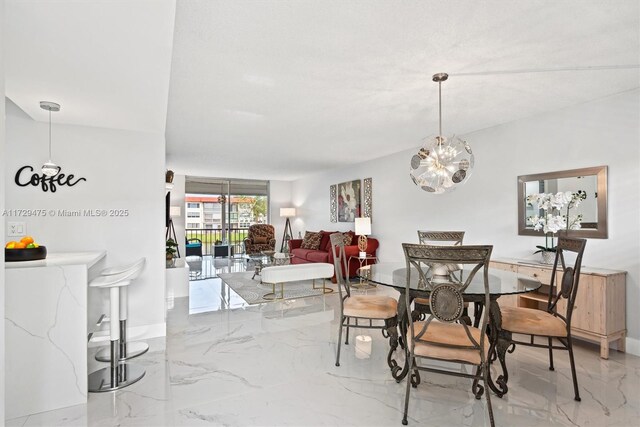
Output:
[48, 109, 52, 160]
[438, 80, 442, 138]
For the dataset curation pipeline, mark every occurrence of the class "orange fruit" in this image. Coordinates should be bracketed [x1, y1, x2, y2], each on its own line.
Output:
[5, 241, 17, 249]
[20, 236, 34, 245]
[14, 242, 26, 249]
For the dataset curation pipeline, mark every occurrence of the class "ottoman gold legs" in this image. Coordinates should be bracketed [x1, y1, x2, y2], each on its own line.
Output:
[263, 278, 333, 300]
[263, 282, 285, 300]
[313, 278, 334, 294]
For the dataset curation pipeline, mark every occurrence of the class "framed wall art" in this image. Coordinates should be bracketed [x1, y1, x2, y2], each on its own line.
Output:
[337, 179, 361, 222]
[330, 184, 337, 223]
[363, 177, 372, 221]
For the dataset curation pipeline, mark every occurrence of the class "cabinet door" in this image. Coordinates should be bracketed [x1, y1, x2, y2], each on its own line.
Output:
[557, 274, 603, 334]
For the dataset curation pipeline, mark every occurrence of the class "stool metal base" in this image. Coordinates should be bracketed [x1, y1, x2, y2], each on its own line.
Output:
[95, 341, 149, 362]
[88, 363, 145, 392]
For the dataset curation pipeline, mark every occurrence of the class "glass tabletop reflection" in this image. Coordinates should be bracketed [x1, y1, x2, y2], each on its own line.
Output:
[358, 262, 541, 295]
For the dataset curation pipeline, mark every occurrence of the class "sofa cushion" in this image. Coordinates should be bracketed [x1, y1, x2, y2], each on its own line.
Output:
[301, 231, 322, 250]
[291, 248, 316, 261]
[320, 231, 339, 252]
[306, 251, 329, 263]
[254, 236, 268, 244]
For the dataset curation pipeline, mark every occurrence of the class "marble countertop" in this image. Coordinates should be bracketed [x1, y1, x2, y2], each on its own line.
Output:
[5, 251, 106, 269]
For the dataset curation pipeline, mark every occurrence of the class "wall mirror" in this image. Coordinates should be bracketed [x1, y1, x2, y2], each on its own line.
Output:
[518, 166, 608, 238]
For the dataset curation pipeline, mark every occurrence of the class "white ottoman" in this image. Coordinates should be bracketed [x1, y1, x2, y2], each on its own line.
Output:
[260, 263, 334, 300]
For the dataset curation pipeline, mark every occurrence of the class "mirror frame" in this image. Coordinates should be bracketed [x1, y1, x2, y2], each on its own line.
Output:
[517, 166, 608, 239]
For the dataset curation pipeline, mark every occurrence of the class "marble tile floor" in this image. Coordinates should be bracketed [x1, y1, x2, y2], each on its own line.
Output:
[7, 280, 639, 426]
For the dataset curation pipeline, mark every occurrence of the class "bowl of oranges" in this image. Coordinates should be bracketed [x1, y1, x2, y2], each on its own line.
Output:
[5, 236, 47, 262]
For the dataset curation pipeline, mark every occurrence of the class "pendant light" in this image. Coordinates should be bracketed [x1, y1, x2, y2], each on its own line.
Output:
[409, 73, 474, 194]
[40, 101, 61, 177]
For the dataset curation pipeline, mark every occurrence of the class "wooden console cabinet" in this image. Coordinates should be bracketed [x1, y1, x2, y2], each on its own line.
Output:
[490, 258, 626, 359]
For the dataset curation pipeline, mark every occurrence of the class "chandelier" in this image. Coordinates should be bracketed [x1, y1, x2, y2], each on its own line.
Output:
[410, 73, 474, 194]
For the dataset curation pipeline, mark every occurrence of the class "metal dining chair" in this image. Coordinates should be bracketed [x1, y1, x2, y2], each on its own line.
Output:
[500, 236, 587, 401]
[401, 244, 494, 426]
[414, 231, 468, 323]
[417, 230, 465, 246]
[330, 233, 398, 367]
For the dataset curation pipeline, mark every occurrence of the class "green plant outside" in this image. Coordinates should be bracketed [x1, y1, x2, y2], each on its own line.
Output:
[185, 230, 249, 245]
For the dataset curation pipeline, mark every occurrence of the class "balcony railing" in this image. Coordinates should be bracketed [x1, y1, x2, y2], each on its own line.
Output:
[185, 228, 249, 256]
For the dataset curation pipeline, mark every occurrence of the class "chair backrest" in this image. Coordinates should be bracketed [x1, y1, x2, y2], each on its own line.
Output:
[402, 244, 492, 361]
[101, 257, 146, 277]
[547, 237, 587, 326]
[96, 258, 146, 285]
[248, 224, 275, 240]
[417, 230, 465, 246]
[329, 233, 351, 300]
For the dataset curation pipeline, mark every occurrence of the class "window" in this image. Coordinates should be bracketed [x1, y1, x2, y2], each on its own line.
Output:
[187, 202, 200, 208]
[187, 212, 200, 218]
[187, 223, 199, 228]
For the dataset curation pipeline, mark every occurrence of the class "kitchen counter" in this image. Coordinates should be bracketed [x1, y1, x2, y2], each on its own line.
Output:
[5, 250, 106, 269]
[5, 251, 106, 419]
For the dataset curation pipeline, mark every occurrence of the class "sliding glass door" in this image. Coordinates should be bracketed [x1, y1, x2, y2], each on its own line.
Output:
[185, 177, 269, 255]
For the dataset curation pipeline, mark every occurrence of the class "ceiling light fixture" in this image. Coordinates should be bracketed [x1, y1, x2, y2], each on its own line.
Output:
[409, 73, 474, 194]
[40, 101, 61, 177]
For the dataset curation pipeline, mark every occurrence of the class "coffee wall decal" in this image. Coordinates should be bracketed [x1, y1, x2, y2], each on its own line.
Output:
[15, 165, 87, 193]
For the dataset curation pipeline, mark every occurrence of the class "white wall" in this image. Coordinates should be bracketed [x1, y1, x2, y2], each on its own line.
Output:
[5, 99, 166, 338]
[269, 180, 293, 251]
[292, 90, 640, 352]
[0, 0, 6, 420]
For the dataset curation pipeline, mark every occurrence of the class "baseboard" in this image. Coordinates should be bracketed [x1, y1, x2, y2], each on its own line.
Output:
[624, 336, 640, 356]
[88, 322, 166, 348]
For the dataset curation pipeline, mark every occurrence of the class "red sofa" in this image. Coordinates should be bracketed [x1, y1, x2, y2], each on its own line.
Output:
[289, 230, 380, 282]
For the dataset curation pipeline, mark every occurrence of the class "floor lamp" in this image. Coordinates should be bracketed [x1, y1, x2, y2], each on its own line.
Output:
[280, 208, 296, 252]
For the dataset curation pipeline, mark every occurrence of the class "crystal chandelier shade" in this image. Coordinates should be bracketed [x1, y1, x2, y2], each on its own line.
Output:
[410, 73, 473, 194]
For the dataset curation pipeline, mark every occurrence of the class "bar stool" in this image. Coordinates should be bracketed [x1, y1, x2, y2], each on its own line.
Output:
[88, 265, 145, 392]
[94, 258, 148, 362]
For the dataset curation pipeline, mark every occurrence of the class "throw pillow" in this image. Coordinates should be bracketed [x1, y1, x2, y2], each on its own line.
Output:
[342, 231, 355, 246]
[254, 236, 268, 244]
[301, 231, 322, 250]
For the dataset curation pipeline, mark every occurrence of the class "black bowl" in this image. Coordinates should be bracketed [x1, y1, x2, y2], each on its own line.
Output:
[5, 246, 47, 262]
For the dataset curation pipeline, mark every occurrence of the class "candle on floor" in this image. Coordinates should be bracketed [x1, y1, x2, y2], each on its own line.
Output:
[355, 335, 372, 359]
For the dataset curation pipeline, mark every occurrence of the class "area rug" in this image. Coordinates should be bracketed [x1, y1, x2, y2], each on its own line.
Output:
[218, 271, 337, 305]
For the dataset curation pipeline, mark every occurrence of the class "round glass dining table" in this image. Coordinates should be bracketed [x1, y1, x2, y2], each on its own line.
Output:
[358, 262, 541, 397]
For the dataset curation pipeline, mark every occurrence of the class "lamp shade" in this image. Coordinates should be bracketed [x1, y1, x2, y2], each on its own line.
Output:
[280, 207, 296, 217]
[170, 206, 181, 217]
[355, 217, 371, 236]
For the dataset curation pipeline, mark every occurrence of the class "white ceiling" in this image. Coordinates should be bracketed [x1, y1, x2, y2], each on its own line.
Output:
[4, 1, 638, 179]
[5, 0, 176, 133]
[166, 0, 639, 180]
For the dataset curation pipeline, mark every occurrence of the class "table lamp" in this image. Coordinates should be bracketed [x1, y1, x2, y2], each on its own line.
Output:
[355, 217, 371, 258]
[279, 207, 296, 252]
